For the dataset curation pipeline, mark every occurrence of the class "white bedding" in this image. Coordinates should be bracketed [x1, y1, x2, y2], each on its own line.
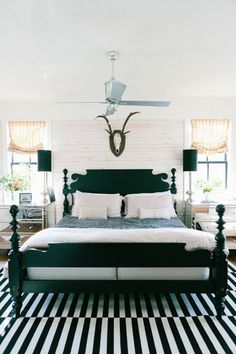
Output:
[20, 227, 216, 252]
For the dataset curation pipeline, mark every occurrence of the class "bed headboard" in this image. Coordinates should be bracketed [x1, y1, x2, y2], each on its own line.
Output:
[63, 168, 177, 216]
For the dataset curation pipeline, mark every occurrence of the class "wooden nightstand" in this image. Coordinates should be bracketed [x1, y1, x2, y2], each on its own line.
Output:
[184, 200, 236, 251]
[0, 202, 55, 250]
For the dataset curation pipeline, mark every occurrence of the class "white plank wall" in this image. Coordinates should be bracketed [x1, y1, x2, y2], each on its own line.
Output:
[51, 119, 184, 220]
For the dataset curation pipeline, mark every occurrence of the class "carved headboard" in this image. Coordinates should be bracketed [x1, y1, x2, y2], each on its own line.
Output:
[62, 168, 177, 216]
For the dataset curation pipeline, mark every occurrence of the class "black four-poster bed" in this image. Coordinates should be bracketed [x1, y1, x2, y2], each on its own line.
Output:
[8, 168, 228, 318]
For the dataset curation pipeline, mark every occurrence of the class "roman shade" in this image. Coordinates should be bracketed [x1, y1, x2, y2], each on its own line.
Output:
[191, 119, 230, 154]
[8, 121, 46, 153]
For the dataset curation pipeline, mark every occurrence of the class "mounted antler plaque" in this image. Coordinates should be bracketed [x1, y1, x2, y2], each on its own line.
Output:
[96, 112, 139, 156]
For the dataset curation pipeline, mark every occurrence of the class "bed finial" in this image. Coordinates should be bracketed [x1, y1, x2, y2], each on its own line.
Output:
[214, 204, 227, 318]
[215, 204, 226, 255]
[9, 205, 22, 317]
[170, 168, 177, 194]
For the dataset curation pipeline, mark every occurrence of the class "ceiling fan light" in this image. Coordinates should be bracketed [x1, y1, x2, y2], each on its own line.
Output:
[105, 79, 127, 104]
[105, 104, 117, 116]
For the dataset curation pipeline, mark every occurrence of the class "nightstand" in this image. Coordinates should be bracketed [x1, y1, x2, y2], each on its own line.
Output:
[184, 200, 236, 251]
[0, 202, 55, 250]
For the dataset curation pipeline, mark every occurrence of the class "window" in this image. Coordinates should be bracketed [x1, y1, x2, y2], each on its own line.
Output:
[9, 151, 37, 191]
[190, 119, 230, 198]
[196, 153, 228, 188]
[5, 121, 46, 204]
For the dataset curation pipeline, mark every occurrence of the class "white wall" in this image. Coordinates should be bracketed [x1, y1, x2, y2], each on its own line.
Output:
[0, 97, 236, 220]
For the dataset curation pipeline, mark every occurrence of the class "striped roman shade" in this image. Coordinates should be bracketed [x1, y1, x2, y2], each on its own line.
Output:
[8, 121, 46, 153]
[191, 119, 230, 154]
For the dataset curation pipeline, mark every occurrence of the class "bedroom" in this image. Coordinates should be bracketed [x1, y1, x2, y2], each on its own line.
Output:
[0, 1, 236, 353]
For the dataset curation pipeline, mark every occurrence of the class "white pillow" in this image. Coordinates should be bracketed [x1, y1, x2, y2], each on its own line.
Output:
[78, 207, 107, 219]
[72, 192, 122, 217]
[123, 191, 171, 214]
[139, 207, 171, 219]
[125, 192, 176, 218]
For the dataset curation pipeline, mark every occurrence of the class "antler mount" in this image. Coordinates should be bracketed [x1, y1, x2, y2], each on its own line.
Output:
[96, 112, 139, 156]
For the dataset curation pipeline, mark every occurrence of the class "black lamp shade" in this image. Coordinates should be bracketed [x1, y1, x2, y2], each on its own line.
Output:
[37, 150, 52, 172]
[183, 149, 197, 171]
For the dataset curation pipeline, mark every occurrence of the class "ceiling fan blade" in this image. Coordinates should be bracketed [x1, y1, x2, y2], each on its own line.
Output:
[118, 100, 171, 107]
[55, 101, 106, 104]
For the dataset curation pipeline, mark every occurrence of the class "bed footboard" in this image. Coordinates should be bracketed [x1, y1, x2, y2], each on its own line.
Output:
[8, 203, 228, 318]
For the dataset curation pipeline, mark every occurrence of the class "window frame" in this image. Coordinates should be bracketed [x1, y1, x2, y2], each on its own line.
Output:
[10, 152, 37, 175]
[197, 153, 228, 188]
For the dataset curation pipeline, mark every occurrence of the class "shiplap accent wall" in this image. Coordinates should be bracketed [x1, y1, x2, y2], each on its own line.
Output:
[51, 119, 184, 220]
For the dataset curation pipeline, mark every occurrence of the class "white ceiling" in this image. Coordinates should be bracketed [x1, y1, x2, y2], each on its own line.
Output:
[0, 0, 236, 101]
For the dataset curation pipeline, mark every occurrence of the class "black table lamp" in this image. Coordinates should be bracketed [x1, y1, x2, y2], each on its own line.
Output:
[183, 149, 197, 202]
[37, 150, 52, 204]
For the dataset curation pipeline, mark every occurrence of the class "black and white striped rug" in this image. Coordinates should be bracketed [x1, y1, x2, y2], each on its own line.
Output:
[0, 263, 236, 353]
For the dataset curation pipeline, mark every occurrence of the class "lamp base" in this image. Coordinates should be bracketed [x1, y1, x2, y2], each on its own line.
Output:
[41, 191, 48, 205]
[186, 190, 193, 203]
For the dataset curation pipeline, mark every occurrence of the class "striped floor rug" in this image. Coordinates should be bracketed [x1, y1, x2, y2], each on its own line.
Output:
[0, 263, 236, 354]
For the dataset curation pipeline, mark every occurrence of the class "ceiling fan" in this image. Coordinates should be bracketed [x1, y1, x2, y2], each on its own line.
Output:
[56, 51, 171, 115]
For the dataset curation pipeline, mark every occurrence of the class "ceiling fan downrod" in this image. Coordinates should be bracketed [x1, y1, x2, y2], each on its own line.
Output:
[106, 50, 119, 80]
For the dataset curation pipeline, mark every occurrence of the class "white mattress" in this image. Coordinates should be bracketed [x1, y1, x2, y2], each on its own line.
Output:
[26, 267, 210, 281]
[118, 267, 210, 280]
[27, 267, 117, 280]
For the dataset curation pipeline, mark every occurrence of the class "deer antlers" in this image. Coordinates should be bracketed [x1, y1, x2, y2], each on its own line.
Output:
[96, 112, 140, 156]
[96, 111, 139, 134]
[121, 112, 139, 134]
[96, 115, 113, 134]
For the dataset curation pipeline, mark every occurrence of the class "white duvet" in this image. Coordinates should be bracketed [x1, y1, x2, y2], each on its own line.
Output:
[20, 227, 217, 252]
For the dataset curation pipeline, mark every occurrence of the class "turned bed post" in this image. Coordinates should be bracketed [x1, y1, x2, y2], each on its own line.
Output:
[214, 204, 228, 318]
[63, 168, 73, 216]
[9, 205, 22, 318]
[170, 168, 177, 195]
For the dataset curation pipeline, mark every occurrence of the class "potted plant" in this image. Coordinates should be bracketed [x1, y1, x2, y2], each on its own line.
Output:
[194, 178, 222, 202]
[0, 173, 30, 203]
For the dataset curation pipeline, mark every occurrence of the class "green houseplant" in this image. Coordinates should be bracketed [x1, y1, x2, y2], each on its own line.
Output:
[0, 174, 29, 192]
[195, 178, 222, 201]
[0, 166, 31, 203]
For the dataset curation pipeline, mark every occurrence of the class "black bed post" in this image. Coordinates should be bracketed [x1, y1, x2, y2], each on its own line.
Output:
[63, 169, 71, 216]
[170, 168, 177, 194]
[8, 205, 22, 318]
[214, 204, 228, 318]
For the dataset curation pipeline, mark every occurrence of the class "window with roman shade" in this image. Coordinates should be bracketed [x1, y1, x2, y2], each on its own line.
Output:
[8, 121, 46, 153]
[191, 119, 230, 154]
[191, 119, 230, 189]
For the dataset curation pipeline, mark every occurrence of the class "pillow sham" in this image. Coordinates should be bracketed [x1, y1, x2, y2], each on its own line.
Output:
[123, 191, 172, 214]
[125, 192, 176, 218]
[139, 207, 171, 219]
[72, 191, 122, 217]
[78, 206, 107, 219]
